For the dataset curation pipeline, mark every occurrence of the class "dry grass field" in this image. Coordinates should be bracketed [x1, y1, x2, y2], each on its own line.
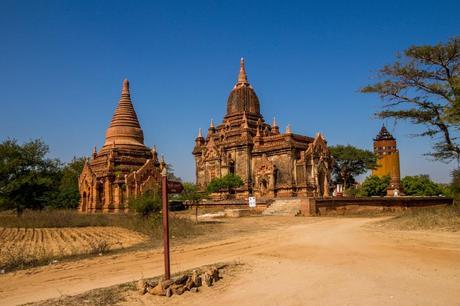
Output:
[0, 209, 217, 272]
[0, 226, 148, 271]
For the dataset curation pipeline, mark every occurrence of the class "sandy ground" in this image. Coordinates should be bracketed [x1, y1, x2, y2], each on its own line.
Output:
[1, 217, 459, 306]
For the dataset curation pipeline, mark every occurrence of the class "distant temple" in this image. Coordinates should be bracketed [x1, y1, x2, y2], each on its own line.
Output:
[193, 59, 333, 199]
[372, 125, 402, 196]
[78, 80, 164, 212]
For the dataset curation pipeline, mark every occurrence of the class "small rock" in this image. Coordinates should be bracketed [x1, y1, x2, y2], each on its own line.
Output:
[174, 275, 188, 285]
[146, 280, 158, 288]
[148, 283, 166, 296]
[136, 280, 147, 295]
[185, 278, 195, 290]
[210, 267, 220, 281]
[193, 275, 202, 287]
[172, 286, 185, 295]
[203, 272, 213, 287]
[190, 287, 199, 293]
[166, 287, 173, 297]
[0, 269, 5, 274]
[161, 279, 174, 289]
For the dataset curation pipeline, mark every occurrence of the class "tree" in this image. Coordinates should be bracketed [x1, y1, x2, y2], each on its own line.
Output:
[361, 37, 460, 162]
[166, 163, 182, 182]
[206, 173, 244, 195]
[51, 157, 86, 209]
[178, 182, 207, 204]
[0, 139, 61, 215]
[329, 145, 378, 189]
[401, 175, 445, 196]
[358, 175, 391, 197]
[128, 191, 161, 217]
[452, 169, 460, 200]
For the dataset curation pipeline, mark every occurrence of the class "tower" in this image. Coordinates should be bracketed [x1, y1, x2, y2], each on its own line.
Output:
[372, 125, 402, 196]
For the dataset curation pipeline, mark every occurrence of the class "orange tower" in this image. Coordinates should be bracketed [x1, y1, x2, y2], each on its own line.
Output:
[372, 125, 403, 196]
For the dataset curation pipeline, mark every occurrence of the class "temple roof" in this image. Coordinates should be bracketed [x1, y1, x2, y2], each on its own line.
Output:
[374, 125, 395, 141]
[102, 79, 148, 151]
[226, 58, 261, 117]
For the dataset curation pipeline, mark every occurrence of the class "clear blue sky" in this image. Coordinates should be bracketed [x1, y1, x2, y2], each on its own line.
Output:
[1, 0, 459, 183]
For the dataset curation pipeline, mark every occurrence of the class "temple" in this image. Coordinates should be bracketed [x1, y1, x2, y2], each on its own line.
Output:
[78, 79, 164, 212]
[193, 59, 333, 199]
[372, 125, 403, 196]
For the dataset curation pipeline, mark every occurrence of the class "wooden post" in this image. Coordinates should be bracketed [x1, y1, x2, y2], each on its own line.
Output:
[161, 167, 170, 280]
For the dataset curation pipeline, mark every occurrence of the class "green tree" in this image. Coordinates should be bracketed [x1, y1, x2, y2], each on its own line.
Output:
[50, 157, 86, 209]
[0, 139, 61, 215]
[206, 173, 244, 194]
[178, 182, 207, 204]
[361, 37, 460, 162]
[358, 175, 391, 197]
[329, 145, 378, 188]
[401, 175, 445, 196]
[128, 191, 161, 217]
[452, 169, 460, 200]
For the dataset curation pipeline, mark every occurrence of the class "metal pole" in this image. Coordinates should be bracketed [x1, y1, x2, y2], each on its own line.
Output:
[161, 167, 170, 280]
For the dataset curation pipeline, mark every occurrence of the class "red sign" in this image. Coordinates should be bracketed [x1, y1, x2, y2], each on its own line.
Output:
[167, 181, 184, 194]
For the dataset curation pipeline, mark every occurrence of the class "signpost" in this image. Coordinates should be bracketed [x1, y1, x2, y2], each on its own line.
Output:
[161, 167, 184, 281]
[248, 196, 256, 208]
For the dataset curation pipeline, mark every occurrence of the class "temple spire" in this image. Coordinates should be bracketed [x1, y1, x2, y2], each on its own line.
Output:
[242, 112, 249, 129]
[103, 79, 145, 149]
[272, 116, 277, 127]
[237, 58, 249, 85]
[209, 118, 215, 129]
[122, 79, 130, 95]
[197, 128, 203, 138]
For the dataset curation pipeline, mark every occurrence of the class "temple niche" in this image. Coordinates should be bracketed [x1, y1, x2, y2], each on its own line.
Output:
[193, 59, 333, 199]
[79, 79, 164, 212]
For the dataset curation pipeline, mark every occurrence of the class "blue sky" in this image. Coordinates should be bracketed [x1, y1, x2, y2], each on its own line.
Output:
[1, 0, 459, 183]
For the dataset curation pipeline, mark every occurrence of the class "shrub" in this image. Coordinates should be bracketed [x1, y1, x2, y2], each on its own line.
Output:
[207, 173, 244, 194]
[128, 191, 161, 217]
[358, 175, 391, 197]
[401, 175, 445, 196]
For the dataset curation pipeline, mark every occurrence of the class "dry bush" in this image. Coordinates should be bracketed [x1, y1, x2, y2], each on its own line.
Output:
[380, 204, 460, 231]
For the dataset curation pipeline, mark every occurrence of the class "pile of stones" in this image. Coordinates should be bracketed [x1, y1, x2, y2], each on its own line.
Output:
[137, 267, 221, 297]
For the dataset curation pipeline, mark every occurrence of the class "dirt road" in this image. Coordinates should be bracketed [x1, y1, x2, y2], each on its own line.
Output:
[1, 217, 459, 305]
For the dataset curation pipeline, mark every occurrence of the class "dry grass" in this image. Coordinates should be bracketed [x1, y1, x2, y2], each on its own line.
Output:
[377, 204, 460, 232]
[0, 210, 218, 272]
[0, 227, 146, 271]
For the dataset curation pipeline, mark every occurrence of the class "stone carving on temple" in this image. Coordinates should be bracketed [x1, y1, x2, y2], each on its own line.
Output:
[78, 79, 164, 212]
[193, 58, 333, 199]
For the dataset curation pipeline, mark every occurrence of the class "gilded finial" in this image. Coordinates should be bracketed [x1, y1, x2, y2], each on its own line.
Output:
[210, 118, 215, 129]
[198, 128, 203, 138]
[286, 124, 292, 134]
[272, 116, 277, 127]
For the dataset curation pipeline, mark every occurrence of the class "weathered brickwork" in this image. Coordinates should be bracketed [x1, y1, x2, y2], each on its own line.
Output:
[78, 80, 164, 212]
[193, 59, 333, 199]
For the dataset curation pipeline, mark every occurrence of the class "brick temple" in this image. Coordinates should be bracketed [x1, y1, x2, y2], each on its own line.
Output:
[78, 79, 164, 212]
[193, 59, 333, 199]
